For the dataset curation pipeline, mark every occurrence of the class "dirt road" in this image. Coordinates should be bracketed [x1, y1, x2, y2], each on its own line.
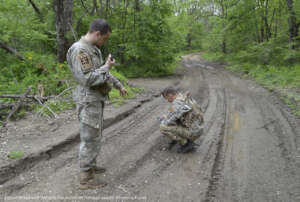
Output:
[1, 53, 300, 202]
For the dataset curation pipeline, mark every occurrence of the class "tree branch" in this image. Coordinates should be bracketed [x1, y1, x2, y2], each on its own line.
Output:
[75, 13, 87, 34]
[0, 41, 24, 61]
[28, 0, 44, 22]
[80, 0, 90, 13]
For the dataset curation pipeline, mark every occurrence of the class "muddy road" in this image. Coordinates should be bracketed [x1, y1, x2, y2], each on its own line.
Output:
[1, 53, 300, 202]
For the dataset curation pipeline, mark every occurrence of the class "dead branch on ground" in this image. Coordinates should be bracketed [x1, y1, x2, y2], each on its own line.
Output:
[2, 87, 32, 127]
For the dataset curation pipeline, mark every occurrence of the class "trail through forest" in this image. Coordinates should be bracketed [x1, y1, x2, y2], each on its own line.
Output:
[1, 53, 299, 202]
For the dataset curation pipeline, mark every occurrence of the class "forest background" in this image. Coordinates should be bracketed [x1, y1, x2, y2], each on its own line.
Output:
[0, 0, 299, 120]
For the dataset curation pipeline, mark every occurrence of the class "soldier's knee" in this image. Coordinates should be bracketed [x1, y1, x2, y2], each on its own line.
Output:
[160, 124, 169, 133]
[80, 122, 99, 142]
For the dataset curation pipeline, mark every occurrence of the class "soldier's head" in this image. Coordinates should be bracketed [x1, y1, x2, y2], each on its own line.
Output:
[161, 87, 177, 103]
[87, 19, 112, 47]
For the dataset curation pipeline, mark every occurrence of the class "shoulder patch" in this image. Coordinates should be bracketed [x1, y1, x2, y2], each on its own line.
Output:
[77, 51, 92, 73]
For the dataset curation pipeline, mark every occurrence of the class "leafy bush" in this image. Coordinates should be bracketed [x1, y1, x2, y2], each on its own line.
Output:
[0, 52, 72, 96]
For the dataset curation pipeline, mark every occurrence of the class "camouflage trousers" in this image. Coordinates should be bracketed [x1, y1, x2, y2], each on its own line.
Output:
[77, 101, 104, 171]
[160, 123, 203, 145]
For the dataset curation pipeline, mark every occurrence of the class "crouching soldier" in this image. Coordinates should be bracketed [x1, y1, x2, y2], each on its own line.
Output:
[159, 87, 204, 153]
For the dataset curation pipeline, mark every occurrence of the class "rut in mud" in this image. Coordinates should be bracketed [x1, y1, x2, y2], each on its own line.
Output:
[1, 53, 299, 202]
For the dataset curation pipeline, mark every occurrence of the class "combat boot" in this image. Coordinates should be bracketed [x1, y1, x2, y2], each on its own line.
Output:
[93, 166, 106, 174]
[168, 140, 177, 150]
[79, 169, 107, 190]
[177, 140, 196, 153]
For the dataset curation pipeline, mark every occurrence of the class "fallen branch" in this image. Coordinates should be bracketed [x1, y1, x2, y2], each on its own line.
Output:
[0, 103, 31, 111]
[0, 94, 52, 100]
[54, 86, 74, 100]
[34, 97, 58, 119]
[0, 104, 15, 110]
[3, 87, 32, 127]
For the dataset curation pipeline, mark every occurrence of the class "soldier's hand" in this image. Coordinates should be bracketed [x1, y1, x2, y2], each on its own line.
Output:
[105, 54, 115, 69]
[120, 87, 128, 97]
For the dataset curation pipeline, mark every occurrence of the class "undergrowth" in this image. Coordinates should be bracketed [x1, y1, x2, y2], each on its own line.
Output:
[201, 51, 300, 117]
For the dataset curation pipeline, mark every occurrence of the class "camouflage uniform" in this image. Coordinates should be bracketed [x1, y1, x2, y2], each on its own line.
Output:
[160, 93, 204, 145]
[67, 37, 123, 171]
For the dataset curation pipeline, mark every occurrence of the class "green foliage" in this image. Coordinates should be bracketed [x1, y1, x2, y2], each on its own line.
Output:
[121, 0, 176, 76]
[0, 0, 55, 52]
[35, 100, 75, 117]
[108, 69, 137, 105]
[228, 41, 300, 66]
[109, 86, 136, 105]
[8, 151, 24, 160]
[0, 52, 72, 96]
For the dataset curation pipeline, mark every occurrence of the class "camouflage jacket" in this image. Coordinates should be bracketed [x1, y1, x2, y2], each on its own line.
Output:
[162, 93, 204, 130]
[67, 37, 123, 103]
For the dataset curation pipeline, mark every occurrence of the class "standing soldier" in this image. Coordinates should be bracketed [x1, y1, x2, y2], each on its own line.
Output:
[67, 19, 127, 189]
[159, 87, 204, 153]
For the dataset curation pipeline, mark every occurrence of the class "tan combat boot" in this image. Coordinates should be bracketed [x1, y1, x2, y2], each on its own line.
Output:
[79, 169, 107, 190]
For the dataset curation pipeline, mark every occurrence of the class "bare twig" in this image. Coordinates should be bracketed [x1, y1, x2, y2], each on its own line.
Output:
[54, 87, 74, 100]
[75, 13, 87, 34]
[0, 41, 24, 61]
[68, 22, 78, 41]
[28, 0, 44, 22]
[80, 0, 90, 13]
[34, 97, 58, 119]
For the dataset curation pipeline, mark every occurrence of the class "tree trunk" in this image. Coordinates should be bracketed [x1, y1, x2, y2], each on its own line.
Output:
[93, 0, 98, 15]
[286, 0, 300, 49]
[221, 0, 227, 53]
[274, 6, 281, 38]
[134, 0, 139, 31]
[264, 0, 271, 41]
[260, 18, 265, 42]
[187, 33, 192, 49]
[98, 0, 103, 17]
[106, 0, 110, 18]
[53, 0, 73, 63]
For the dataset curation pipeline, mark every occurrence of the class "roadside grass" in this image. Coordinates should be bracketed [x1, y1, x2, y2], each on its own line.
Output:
[201, 52, 300, 117]
[8, 151, 24, 160]
[34, 100, 75, 117]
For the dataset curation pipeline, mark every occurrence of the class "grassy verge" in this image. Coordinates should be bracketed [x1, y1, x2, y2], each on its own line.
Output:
[201, 52, 300, 117]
